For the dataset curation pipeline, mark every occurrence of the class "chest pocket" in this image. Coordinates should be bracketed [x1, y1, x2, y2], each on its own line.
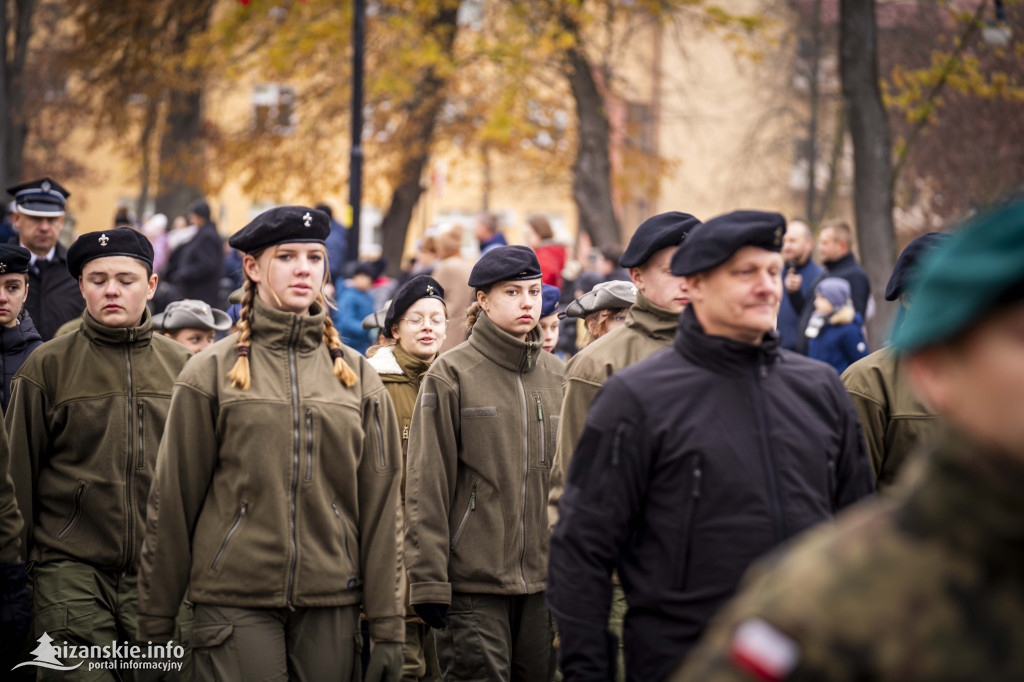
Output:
[530, 392, 559, 470]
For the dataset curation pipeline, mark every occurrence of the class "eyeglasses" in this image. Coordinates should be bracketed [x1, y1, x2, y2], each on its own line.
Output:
[400, 314, 448, 329]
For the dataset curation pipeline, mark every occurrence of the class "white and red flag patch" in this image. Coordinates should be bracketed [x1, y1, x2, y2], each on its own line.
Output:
[729, 618, 800, 681]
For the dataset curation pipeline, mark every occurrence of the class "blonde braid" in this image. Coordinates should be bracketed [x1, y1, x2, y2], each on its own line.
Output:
[321, 295, 358, 387]
[227, 279, 256, 390]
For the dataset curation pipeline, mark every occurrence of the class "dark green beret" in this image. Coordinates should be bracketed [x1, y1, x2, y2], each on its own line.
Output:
[620, 212, 701, 268]
[893, 201, 1024, 353]
[468, 245, 541, 288]
[228, 205, 330, 254]
[671, 210, 785, 276]
[0, 244, 31, 275]
[383, 275, 446, 338]
[67, 227, 154, 278]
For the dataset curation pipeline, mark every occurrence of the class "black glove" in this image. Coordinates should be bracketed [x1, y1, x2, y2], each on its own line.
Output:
[0, 562, 31, 666]
[413, 602, 448, 630]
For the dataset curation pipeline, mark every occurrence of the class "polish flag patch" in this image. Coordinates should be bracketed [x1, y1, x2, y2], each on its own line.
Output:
[729, 618, 800, 681]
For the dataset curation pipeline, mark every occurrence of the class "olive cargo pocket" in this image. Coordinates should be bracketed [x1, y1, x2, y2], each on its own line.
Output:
[434, 594, 489, 681]
[191, 621, 236, 682]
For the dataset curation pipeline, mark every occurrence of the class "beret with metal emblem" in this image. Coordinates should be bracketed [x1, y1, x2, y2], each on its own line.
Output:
[7, 177, 70, 217]
[564, 280, 638, 319]
[153, 299, 232, 332]
[541, 284, 561, 318]
[893, 201, 1024, 353]
[0, 244, 32, 275]
[383, 275, 447, 338]
[67, 227, 154, 278]
[884, 232, 951, 301]
[671, 210, 786, 277]
[620, 212, 702, 269]
[468, 245, 542, 288]
[227, 205, 330, 254]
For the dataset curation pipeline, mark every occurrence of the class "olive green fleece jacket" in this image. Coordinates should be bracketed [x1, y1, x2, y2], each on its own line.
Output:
[137, 298, 406, 643]
[5, 308, 191, 571]
[548, 293, 678, 528]
[405, 312, 564, 606]
[0, 421, 24, 564]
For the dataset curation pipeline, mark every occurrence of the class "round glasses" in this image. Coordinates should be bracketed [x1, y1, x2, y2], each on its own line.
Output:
[400, 314, 448, 329]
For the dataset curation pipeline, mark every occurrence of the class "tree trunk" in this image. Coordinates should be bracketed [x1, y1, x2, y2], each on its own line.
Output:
[2, 0, 37, 189]
[567, 43, 622, 250]
[154, 1, 213, 219]
[136, 94, 161, 221]
[839, 0, 896, 347]
[804, 0, 823, 222]
[376, 1, 461, 277]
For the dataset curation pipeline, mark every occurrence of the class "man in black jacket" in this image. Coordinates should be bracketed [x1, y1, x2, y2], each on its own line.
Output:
[817, 220, 870, 319]
[6, 177, 84, 341]
[547, 210, 873, 682]
[163, 198, 223, 307]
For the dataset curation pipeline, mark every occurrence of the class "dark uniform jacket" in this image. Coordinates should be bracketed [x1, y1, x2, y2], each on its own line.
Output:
[548, 307, 874, 682]
[24, 244, 84, 341]
[822, 253, 871, 319]
[163, 222, 223, 307]
[1, 313, 42, 413]
[5, 309, 191, 572]
[671, 428, 1024, 682]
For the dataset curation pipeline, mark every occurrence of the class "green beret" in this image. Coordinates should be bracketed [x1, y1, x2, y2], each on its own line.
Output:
[893, 201, 1024, 353]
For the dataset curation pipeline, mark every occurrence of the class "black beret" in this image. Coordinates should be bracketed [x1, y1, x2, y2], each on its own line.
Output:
[228, 206, 330, 254]
[620, 212, 701, 268]
[7, 177, 70, 217]
[0, 244, 31, 275]
[187, 199, 211, 221]
[468, 245, 542, 288]
[671, 210, 785, 276]
[383, 275, 446, 338]
[884, 232, 950, 301]
[67, 227, 155, 278]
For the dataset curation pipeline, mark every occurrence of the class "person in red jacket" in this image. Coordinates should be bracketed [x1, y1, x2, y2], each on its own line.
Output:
[525, 215, 567, 289]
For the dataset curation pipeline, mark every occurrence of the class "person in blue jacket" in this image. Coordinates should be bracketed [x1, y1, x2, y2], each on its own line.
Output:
[334, 262, 377, 355]
[807, 277, 868, 374]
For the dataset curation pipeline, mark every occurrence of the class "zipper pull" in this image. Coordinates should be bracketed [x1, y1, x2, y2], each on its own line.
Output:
[535, 395, 543, 421]
[470, 490, 477, 510]
[692, 465, 703, 498]
[402, 424, 409, 440]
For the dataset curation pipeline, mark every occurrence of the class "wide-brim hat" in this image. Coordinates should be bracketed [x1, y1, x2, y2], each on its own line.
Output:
[564, 280, 637, 319]
[153, 299, 232, 332]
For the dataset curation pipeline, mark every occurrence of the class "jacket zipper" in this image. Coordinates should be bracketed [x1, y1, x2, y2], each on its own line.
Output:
[678, 458, 703, 589]
[58, 481, 87, 539]
[751, 363, 787, 542]
[304, 409, 313, 481]
[123, 343, 135, 571]
[535, 394, 545, 465]
[286, 320, 301, 607]
[826, 453, 837, 514]
[373, 397, 386, 469]
[211, 502, 247, 571]
[450, 482, 477, 551]
[515, 374, 529, 591]
[330, 502, 355, 567]
[402, 423, 409, 447]
[137, 401, 145, 469]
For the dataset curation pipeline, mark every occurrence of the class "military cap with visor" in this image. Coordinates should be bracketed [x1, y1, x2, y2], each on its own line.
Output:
[153, 299, 232, 332]
[563, 280, 637, 319]
[227, 205, 330, 254]
[67, 227, 154, 278]
[893, 200, 1024, 353]
[671, 210, 786, 277]
[7, 176, 70, 217]
[382, 275, 446, 339]
[619, 211, 702, 268]
[0, 244, 32, 275]
[468, 245, 542, 288]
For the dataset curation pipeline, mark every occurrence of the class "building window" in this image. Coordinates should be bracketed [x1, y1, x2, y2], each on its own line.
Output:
[252, 84, 296, 135]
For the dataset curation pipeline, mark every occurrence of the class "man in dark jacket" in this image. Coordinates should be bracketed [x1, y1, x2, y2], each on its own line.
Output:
[817, 220, 870, 319]
[779, 219, 824, 353]
[163, 199, 223, 307]
[547, 211, 874, 682]
[6, 177, 84, 341]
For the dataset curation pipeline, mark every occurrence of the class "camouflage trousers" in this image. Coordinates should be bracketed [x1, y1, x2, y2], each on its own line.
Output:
[29, 560, 192, 682]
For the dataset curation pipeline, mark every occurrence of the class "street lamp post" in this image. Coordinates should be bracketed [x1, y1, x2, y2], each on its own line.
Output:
[348, 0, 365, 264]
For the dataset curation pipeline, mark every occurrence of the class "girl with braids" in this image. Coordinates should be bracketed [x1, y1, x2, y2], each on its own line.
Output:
[137, 206, 405, 682]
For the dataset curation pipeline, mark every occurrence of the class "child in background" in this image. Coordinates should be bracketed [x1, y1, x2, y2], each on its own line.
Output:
[334, 262, 377, 355]
[806, 277, 869, 374]
[539, 284, 561, 353]
[153, 299, 232, 354]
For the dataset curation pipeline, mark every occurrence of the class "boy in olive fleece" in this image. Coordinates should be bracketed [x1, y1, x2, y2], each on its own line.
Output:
[5, 228, 191, 680]
[405, 246, 564, 682]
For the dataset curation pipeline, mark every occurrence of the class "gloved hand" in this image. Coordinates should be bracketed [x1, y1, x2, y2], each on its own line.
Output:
[413, 602, 448, 630]
[0, 562, 31, 665]
[364, 641, 403, 682]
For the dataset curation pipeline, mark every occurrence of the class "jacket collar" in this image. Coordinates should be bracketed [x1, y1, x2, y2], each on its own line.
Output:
[468, 311, 543, 373]
[81, 306, 155, 348]
[250, 295, 326, 352]
[392, 343, 433, 390]
[625, 291, 679, 342]
[0, 313, 42, 352]
[824, 252, 856, 270]
[674, 306, 781, 375]
[905, 427, 1024, 568]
